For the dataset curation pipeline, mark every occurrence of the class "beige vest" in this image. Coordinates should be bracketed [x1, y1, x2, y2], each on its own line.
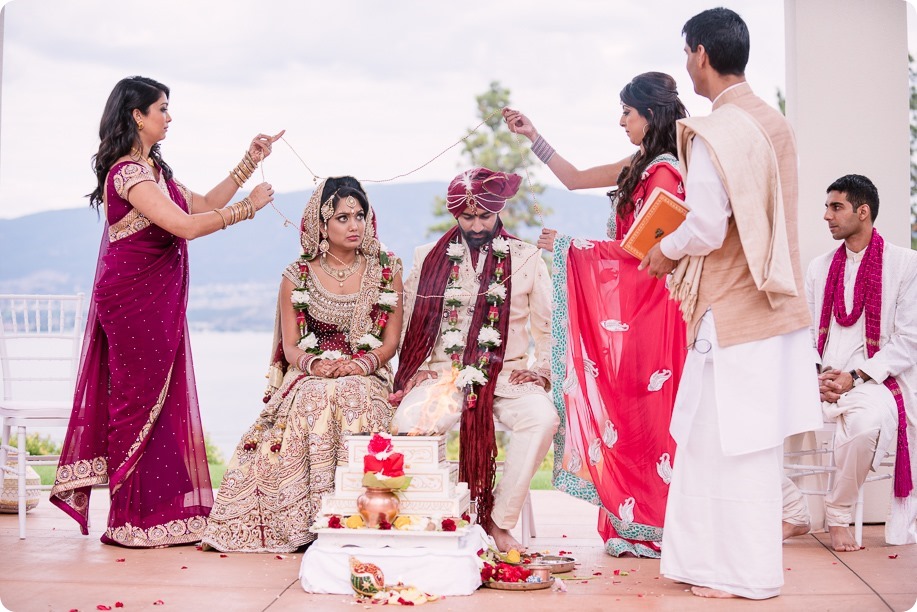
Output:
[683, 83, 810, 347]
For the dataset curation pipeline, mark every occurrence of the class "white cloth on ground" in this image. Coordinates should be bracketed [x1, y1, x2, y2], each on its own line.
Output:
[299, 525, 490, 596]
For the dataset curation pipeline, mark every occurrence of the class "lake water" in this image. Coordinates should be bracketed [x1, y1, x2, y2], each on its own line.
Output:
[17, 331, 275, 461]
[192, 331, 276, 459]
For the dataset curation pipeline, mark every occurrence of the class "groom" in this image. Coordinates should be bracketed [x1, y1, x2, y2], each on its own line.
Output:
[391, 167, 557, 552]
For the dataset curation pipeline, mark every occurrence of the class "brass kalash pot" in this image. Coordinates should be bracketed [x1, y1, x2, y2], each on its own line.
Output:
[356, 487, 400, 528]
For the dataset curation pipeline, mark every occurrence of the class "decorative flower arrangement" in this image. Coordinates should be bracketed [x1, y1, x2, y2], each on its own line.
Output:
[478, 544, 538, 583]
[361, 433, 411, 490]
[439, 238, 509, 409]
[314, 513, 469, 532]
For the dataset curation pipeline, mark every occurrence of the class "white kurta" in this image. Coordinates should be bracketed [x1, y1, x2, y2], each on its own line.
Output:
[807, 241, 917, 543]
[657, 137, 821, 598]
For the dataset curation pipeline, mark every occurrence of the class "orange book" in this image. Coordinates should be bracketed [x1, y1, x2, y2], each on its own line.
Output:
[620, 186, 689, 260]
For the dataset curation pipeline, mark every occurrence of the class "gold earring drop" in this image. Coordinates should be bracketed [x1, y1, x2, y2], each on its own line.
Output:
[137, 120, 144, 131]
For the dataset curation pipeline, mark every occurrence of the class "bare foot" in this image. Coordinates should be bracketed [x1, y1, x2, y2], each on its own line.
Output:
[487, 525, 524, 553]
[782, 521, 810, 540]
[691, 586, 737, 598]
[828, 525, 860, 552]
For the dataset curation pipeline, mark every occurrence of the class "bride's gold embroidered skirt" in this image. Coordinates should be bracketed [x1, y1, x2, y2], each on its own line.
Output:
[201, 369, 393, 552]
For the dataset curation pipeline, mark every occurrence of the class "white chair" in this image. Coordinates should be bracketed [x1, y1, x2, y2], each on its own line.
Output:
[449, 419, 537, 546]
[0, 293, 84, 539]
[784, 420, 894, 546]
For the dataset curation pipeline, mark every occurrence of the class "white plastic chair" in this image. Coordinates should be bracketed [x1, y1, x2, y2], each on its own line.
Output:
[0, 293, 84, 539]
[784, 420, 894, 546]
[449, 419, 537, 546]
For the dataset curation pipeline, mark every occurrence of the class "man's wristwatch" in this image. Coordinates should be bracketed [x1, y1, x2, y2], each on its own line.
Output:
[849, 370, 864, 388]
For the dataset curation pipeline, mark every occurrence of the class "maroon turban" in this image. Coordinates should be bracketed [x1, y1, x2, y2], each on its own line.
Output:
[446, 167, 522, 218]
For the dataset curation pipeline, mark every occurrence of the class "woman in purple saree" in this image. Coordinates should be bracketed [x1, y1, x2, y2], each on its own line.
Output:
[50, 76, 282, 547]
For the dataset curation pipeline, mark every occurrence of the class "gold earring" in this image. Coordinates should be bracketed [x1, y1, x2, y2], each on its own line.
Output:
[137, 120, 144, 131]
[319, 239, 329, 256]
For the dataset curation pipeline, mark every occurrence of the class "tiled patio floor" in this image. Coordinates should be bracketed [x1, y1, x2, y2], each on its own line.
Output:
[1, 490, 915, 612]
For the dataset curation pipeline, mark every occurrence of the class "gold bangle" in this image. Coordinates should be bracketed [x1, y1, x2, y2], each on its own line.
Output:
[229, 169, 244, 188]
[213, 209, 228, 230]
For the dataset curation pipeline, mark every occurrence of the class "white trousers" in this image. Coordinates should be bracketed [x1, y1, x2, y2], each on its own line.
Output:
[660, 357, 784, 599]
[783, 383, 897, 527]
[391, 381, 558, 529]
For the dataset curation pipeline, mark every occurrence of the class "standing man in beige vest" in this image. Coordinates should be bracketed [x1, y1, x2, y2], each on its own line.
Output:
[641, 7, 821, 599]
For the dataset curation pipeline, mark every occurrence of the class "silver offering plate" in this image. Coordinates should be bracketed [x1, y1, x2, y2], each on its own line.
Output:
[482, 576, 554, 591]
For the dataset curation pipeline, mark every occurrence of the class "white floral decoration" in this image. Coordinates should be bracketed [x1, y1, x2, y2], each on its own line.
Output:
[441, 329, 465, 352]
[490, 236, 509, 256]
[377, 291, 399, 309]
[446, 243, 465, 260]
[455, 365, 487, 389]
[319, 350, 344, 360]
[357, 334, 383, 350]
[572, 238, 595, 250]
[486, 282, 507, 302]
[297, 333, 318, 351]
[291, 289, 310, 306]
[477, 326, 502, 347]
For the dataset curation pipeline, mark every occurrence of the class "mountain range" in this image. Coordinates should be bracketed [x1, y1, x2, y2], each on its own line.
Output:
[0, 182, 609, 330]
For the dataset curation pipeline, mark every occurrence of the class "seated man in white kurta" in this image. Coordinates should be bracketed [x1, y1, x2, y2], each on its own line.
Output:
[783, 174, 917, 552]
[390, 167, 558, 553]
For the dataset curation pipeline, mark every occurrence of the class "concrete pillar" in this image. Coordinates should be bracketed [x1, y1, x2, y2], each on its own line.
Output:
[785, 0, 911, 267]
[785, 0, 910, 522]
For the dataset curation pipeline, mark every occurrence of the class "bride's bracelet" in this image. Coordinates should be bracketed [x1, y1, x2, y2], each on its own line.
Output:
[531, 134, 556, 164]
[229, 151, 258, 188]
[353, 351, 379, 375]
[297, 352, 317, 373]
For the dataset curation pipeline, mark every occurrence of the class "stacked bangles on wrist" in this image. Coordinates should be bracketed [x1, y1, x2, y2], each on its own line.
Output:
[297, 352, 318, 374]
[531, 134, 556, 164]
[352, 352, 379, 376]
[212, 197, 256, 230]
[229, 151, 258, 188]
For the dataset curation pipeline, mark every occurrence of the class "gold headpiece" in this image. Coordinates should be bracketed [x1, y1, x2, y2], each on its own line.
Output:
[320, 192, 337, 222]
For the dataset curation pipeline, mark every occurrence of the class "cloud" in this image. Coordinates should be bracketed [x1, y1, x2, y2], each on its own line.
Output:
[0, 0, 789, 219]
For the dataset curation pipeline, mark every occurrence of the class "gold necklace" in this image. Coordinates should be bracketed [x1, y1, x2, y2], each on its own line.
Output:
[130, 147, 155, 169]
[319, 253, 362, 287]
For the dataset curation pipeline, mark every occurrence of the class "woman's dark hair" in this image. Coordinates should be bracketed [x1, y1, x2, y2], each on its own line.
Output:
[88, 76, 173, 210]
[682, 7, 750, 76]
[320, 176, 370, 215]
[614, 72, 688, 219]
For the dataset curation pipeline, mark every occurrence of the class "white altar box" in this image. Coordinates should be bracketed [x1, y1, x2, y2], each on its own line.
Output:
[319, 434, 471, 521]
[299, 525, 489, 596]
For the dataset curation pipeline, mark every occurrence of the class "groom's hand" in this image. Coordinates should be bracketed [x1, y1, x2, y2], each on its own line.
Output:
[509, 369, 548, 390]
[404, 369, 438, 395]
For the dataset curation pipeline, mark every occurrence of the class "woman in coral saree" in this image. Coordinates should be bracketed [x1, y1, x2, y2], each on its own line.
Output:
[505, 72, 688, 556]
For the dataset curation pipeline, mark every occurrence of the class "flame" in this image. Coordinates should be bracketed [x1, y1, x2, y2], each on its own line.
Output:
[393, 369, 463, 435]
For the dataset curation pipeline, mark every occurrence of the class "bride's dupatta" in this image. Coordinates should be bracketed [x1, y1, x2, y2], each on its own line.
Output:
[51, 162, 212, 546]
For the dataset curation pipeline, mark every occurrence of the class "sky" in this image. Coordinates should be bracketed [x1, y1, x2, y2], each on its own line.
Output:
[0, 0, 914, 220]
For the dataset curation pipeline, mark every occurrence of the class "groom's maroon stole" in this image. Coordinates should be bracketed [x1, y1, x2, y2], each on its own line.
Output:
[395, 223, 514, 524]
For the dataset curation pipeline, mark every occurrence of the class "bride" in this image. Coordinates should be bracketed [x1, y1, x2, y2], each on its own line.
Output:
[201, 176, 404, 552]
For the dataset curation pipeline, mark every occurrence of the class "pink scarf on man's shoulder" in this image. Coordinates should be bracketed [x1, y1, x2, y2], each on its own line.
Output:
[817, 228, 912, 498]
